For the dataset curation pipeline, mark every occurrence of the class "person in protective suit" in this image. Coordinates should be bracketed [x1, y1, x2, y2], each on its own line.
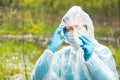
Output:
[31, 6, 119, 80]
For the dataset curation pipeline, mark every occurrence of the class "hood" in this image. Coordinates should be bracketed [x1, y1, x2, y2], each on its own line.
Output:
[60, 6, 95, 41]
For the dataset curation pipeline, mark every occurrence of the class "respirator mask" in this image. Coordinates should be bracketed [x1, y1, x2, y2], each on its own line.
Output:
[66, 25, 87, 49]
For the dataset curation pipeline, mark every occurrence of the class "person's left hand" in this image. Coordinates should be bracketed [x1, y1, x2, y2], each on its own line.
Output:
[79, 35, 95, 61]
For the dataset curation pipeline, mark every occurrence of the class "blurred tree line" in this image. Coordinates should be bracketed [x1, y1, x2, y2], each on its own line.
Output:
[0, 0, 119, 37]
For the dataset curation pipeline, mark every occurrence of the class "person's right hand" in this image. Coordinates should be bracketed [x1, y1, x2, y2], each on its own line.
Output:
[48, 25, 66, 53]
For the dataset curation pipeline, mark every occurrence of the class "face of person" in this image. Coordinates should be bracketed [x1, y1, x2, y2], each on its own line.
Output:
[64, 17, 87, 48]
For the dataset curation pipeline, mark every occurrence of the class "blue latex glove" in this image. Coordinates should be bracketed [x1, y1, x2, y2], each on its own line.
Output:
[79, 35, 95, 61]
[48, 25, 66, 53]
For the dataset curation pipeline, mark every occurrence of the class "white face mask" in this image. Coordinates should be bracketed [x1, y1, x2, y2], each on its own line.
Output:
[66, 26, 87, 48]
[66, 30, 82, 48]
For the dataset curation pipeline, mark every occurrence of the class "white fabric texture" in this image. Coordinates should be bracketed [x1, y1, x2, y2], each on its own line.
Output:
[31, 6, 119, 80]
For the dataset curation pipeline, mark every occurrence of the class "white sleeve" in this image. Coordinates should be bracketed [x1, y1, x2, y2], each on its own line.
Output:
[31, 49, 54, 80]
[84, 46, 119, 80]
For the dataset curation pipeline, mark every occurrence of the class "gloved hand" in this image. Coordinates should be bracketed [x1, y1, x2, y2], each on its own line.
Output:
[79, 35, 95, 61]
[48, 25, 66, 53]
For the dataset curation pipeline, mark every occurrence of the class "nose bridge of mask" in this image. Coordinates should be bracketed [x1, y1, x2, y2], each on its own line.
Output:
[66, 29, 79, 38]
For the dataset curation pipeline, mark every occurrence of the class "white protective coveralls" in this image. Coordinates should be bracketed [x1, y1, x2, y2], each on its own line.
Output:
[31, 6, 119, 80]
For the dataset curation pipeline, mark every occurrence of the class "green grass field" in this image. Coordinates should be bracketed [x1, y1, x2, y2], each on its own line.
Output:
[0, 39, 44, 80]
